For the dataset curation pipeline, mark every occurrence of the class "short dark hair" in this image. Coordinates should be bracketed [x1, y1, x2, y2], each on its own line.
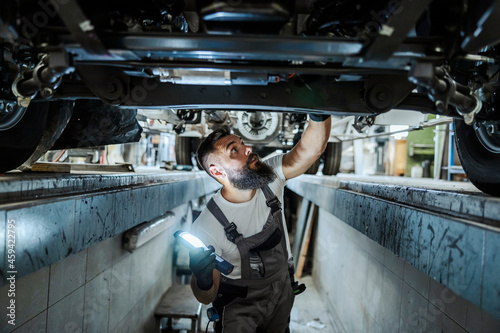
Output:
[196, 126, 231, 172]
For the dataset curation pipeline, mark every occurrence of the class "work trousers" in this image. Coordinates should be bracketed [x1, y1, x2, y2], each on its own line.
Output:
[214, 274, 295, 333]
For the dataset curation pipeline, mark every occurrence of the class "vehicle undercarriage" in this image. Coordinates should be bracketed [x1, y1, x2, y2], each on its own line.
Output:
[1, 0, 500, 194]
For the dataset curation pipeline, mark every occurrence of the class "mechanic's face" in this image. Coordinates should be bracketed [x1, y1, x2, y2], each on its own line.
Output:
[213, 134, 276, 190]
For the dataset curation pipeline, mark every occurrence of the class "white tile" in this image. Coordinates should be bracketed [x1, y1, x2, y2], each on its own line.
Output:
[47, 287, 85, 333]
[383, 247, 404, 279]
[425, 303, 466, 333]
[12, 310, 47, 333]
[49, 250, 87, 306]
[86, 233, 131, 282]
[403, 261, 430, 299]
[399, 283, 429, 333]
[428, 278, 467, 328]
[0, 266, 49, 331]
[108, 258, 132, 330]
[86, 237, 114, 282]
[83, 271, 111, 333]
[374, 268, 402, 332]
[362, 258, 385, 321]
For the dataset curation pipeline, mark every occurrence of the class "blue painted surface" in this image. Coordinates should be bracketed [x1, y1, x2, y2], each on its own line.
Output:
[288, 175, 500, 321]
[0, 172, 220, 284]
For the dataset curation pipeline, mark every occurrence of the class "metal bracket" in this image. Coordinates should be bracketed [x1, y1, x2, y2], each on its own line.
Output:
[352, 116, 375, 133]
[48, 0, 109, 55]
[11, 73, 36, 108]
[362, 0, 434, 61]
[12, 52, 74, 106]
[409, 62, 482, 124]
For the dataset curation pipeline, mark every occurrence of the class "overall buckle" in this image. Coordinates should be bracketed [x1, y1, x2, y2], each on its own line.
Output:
[266, 197, 282, 214]
[224, 222, 241, 243]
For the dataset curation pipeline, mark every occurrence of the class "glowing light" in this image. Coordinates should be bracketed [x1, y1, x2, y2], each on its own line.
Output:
[178, 232, 206, 249]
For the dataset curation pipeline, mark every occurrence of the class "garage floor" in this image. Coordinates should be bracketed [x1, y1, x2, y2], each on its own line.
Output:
[290, 275, 339, 333]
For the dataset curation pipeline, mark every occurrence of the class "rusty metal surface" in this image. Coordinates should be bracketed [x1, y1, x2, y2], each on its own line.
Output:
[287, 175, 500, 321]
[0, 171, 220, 283]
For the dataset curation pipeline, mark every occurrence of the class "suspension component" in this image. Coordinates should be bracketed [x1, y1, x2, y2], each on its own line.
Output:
[409, 62, 482, 124]
[352, 115, 375, 133]
[11, 52, 74, 107]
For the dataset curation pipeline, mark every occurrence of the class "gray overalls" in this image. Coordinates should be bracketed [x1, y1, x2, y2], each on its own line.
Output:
[207, 185, 295, 333]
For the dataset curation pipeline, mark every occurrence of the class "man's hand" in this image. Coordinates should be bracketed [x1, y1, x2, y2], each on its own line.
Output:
[309, 113, 330, 122]
[189, 246, 217, 290]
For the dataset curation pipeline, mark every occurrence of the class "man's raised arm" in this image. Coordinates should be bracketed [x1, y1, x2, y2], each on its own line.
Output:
[282, 114, 332, 180]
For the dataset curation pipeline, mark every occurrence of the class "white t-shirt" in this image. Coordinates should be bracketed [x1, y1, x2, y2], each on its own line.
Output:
[191, 154, 292, 279]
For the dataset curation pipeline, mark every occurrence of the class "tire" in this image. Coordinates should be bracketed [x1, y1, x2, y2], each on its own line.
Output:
[52, 100, 142, 149]
[175, 136, 200, 166]
[18, 101, 73, 171]
[0, 102, 49, 173]
[322, 142, 342, 175]
[454, 118, 500, 196]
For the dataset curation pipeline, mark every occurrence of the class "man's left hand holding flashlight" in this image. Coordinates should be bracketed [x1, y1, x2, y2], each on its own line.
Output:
[189, 245, 217, 290]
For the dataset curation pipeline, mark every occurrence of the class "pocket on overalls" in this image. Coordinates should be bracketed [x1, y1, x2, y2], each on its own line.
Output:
[213, 283, 248, 309]
[249, 251, 265, 278]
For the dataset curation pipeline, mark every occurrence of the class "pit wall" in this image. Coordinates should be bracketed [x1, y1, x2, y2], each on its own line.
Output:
[0, 203, 191, 333]
[312, 208, 500, 333]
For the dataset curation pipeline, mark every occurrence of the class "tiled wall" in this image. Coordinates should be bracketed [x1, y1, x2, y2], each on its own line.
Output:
[312, 208, 500, 333]
[0, 203, 191, 333]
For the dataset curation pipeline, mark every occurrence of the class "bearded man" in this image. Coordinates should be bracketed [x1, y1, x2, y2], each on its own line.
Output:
[188, 113, 331, 333]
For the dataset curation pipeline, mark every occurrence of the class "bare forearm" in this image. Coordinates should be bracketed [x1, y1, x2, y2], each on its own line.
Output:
[282, 116, 331, 179]
[301, 117, 331, 158]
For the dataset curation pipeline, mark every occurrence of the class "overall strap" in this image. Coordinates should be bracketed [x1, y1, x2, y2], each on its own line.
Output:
[206, 198, 242, 243]
[261, 185, 282, 215]
[262, 185, 289, 277]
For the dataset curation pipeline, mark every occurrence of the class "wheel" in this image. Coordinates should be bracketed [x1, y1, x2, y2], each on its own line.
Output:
[0, 101, 49, 173]
[175, 136, 200, 166]
[322, 142, 342, 175]
[18, 101, 73, 171]
[454, 118, 500, 195]
[51, 100, 142, 149]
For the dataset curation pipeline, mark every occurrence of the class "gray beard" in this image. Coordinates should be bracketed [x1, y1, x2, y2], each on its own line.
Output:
[227, 156, 277, 190]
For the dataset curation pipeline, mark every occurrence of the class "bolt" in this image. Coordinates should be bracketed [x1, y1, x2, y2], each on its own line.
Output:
[487, 124, 496, 135]
[106, 83, 117, 93]
[435, 100, 445, 111]
[260, 92, 268, 99]
[42, 87, 53, 97]
[6, 104, 13, 112]
[377, 92, 386, 101]
[223, 90, 231, 98]
[285, 88, 292, 96]
[19, 99, 29, 108]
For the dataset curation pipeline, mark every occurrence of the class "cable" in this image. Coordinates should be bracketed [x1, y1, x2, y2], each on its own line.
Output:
[206, 320, 210, 333]
[52, 149, 67, 162]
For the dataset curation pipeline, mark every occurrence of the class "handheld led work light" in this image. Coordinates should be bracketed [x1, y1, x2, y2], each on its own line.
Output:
[174, 230, 234, 275]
